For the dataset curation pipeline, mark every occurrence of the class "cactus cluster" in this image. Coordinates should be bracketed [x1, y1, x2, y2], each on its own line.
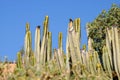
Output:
[102, 26, 120, 79]
[0, 16, 119, 80]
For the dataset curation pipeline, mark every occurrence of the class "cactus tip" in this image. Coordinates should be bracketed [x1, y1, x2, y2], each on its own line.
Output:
[37, 25, 40, 29]
[69, 18, 73, 22]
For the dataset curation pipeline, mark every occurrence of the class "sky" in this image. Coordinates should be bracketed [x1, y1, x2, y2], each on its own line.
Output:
[0, 0, 119, 61]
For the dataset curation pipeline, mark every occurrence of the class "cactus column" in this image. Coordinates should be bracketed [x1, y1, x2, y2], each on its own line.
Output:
[34, 26, 41, 71]
[58, 32, 63, 51]
[17, 52, 22, 68]
[58, 32, 65, 70]
[24, 23, 32, 67]
[112, 27, 120, 79]
[40, 16, 49, 66]
[47, 32, 52, 62]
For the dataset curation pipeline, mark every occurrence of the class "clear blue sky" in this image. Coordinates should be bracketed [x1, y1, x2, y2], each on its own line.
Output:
[0, 0, 119, 61]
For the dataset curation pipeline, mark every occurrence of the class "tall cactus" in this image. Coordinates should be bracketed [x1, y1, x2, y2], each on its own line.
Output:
[34, 26, 41, 71]
[67, 18, 82, 68]
[114, 27, 120, 73]
[58, 32, 65, 70]
[24, 23, 32, 67]
[66, 30, 71, 80]
[66, 18, 83, 79]
[47, 32, 52, 62]
[74, 18, 81, 62]
[77, 18, 81, 42]
[11, 16, 120, 79]
[106, 28, 113, 69]
[73, 18, 80, 47]
[102, 46, 112, 78]
[68, 31, 77, 65]
[40, 16, 49, 66]
[112, 27, 120, 79]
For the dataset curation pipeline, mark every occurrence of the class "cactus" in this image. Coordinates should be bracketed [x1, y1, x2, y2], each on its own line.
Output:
[89, 52, 96, 75]
[43, 16, 49, 36]
[58, 51, 65, 70]
[74, 18, 82, 63]
[76, 18, 81, 46]
[106, 28, 113, 69]
[40, 16, 49, 66]
[74, 19, 78, 32]
[58, 32, 65, 69]
[69, 18, 82, 64]
[53, 49, 61, 70]
[17, 52, 22, 68]
[66, 31, 71, 80]
[112, 27, 120, 79]
[24, 23, 32, 67]
[34, 26, 41, 71]
[114, 27, 120, 73]
[5, 16, 120, 80]
[102, 46, 112, 78]
[67, 32, 77, 65]
[58, 32, 63, 50]
[47, 32, 52, 62]
[26, 23, 30, 33]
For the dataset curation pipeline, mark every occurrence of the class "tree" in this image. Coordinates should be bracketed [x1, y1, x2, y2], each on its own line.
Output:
[87, 4, 120, 55]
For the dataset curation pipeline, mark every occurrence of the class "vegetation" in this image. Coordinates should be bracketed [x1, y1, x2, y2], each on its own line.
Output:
[0, 4, 120, 80]
[87, 4, 120, 54]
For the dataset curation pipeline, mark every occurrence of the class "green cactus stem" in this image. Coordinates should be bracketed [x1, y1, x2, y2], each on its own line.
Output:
[77, 18, 81, 46]
[66, 32, 71, 80]
[74, 19, 77, 32]
[47, 32, 52, 62]
[17, 52, 22, 68]
[24, 23, 32, 67]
